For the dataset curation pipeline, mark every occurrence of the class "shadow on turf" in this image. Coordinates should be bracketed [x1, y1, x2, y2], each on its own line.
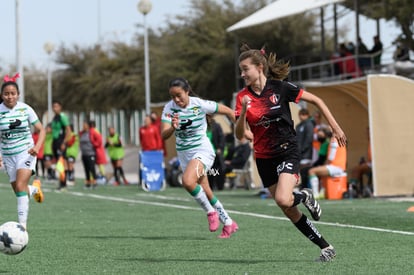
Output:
[119, 257, 274, 264]
[119, 257, 315, 265]
[78, 235, 210, 241]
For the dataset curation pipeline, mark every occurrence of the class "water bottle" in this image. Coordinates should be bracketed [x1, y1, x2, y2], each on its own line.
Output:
[348, 182, 353, 200]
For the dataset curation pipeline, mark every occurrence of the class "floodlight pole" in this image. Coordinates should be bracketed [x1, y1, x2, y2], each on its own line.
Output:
[138, 0, 152, 115]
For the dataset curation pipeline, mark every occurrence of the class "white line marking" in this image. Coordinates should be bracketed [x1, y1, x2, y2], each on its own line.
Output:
[68, 191, 414, 236]
[0, 183, 411, 236]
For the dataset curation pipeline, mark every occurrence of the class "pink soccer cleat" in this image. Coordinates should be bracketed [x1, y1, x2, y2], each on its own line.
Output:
[207, 212, 219, 232]
[218, 221, 239, 239]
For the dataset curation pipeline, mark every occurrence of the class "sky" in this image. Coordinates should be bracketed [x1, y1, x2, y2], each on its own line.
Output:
[1, 0, 401, 70]
[1, 0, 190, 68]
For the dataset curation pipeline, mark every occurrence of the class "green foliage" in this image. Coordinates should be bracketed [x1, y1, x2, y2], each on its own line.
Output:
[53, 44, 145, 113]
[44, 0, 325, 111]
[343, 0, 414, 50]
[15, 0, 414, 115]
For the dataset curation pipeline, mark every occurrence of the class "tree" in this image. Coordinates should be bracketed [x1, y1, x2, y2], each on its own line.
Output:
[343, 0, 414, 51]
[54, 43, 145, 113]
[31, 0, 330, 121]
[147, 0, 322, 104]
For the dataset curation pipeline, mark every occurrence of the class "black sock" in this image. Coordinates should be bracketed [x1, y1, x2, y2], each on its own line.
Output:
[292, 191, 305, 207]
[119, 167, 125, 178]
[294, 214, 329, 249]
[114, 168, 120, 183]
[69, 170, 74, 181]
[48, 168, 54, 178]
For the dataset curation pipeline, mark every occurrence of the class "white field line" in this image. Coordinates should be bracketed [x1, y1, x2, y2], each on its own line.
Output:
[68, 191, 414, 236]
[0, 183, 412, 236]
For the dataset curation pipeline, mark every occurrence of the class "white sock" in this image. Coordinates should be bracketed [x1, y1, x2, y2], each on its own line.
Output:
[17, 195, 29, 228]
[212, 199, 232, 226]
[309, 175, 320, 197]
[192, 185, 215, 213]
[28, 185, 38, 198]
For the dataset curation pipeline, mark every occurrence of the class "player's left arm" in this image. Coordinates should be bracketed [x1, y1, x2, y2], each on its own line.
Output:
[301, 91, 347, 147]
[216, 103, 235, 123]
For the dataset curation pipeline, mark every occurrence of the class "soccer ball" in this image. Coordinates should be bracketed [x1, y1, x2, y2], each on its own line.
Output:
[0, 221, 29, 255]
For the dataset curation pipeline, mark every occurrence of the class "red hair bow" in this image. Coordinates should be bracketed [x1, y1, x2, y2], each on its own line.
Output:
[3, 73, 20, 83]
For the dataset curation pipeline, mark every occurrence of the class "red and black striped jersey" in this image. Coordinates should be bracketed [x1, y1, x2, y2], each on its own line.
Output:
[235, 79, 303, 158]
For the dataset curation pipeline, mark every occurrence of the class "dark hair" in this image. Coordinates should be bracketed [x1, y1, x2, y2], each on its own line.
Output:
[168, 77, 197, 96]
[1, 81, 19, 93]
[319, 127, 332, 138]
[150, 112, 158, 123]
[1, 81, 19, 104]
[239, 44, 290, 81]
[52, 100, 62, 106]
[88, 120, 96, 128]
[299, 108, 310, 116]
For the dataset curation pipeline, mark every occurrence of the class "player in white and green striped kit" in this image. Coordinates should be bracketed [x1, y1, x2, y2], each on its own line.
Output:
[161, 77, 238, 238]
[0, 73, 45, 230]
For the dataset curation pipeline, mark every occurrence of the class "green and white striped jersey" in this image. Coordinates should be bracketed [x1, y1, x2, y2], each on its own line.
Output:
[162, 97, 218, 151]
[0, 101, 38, 156]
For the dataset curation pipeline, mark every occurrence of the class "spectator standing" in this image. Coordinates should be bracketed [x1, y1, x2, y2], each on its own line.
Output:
[43, 124, 55, 180]
[206, 114, 226, 191]
[357, 37, 368, 54]
[79, 121, 98, 189]
[295, 108, 314, 189]
[150, 111, 166, 155]
[223, 132, 236, 163]
[357, 37, 371, 70]
[368, 35, 383, 67]
[89, 120, 107, 183]
[0, 73, 45, 229]
[338, 43, 363, 78]
[51, 100, 72, 191]
[32, 130, 45, 178]
[65, 124, 79, 185]
[106, 126, 129, 185]
[139, 115, 163, 151]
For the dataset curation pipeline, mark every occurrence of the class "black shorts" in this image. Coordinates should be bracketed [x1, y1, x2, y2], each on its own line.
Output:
[52, 138, 66, 159]
[256, 148, 300, 188]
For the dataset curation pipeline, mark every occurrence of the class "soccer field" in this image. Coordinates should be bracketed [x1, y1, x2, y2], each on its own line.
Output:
[0, 176, 413, 274]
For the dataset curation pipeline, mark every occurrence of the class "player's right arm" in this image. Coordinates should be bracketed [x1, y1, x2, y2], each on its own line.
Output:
[161, 113, 179, 140]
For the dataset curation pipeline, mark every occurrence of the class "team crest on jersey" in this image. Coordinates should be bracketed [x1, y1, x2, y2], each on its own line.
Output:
[191, 106, 201, 116]
[269, 94, 280, 105]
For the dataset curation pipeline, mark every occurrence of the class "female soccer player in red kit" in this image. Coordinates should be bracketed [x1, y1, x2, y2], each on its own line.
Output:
[234, 45, 347, 262]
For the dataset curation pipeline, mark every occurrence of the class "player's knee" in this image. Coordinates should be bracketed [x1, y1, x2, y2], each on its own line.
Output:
[275, 194, 291, 209]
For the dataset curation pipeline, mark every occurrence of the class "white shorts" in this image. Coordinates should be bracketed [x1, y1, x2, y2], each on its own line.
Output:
[177, 145, 215, 174]
[326, 164, 346, 177]
[3, 151, 36, 183]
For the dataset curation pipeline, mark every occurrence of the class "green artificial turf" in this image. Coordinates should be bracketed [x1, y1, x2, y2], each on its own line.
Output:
[0, 174, 413, 274]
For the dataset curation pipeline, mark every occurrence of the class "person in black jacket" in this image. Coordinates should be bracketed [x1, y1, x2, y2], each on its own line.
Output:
[224, 136, 251, 174]
[206, 115, 226, 190]
[295, 108, 314, 189]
